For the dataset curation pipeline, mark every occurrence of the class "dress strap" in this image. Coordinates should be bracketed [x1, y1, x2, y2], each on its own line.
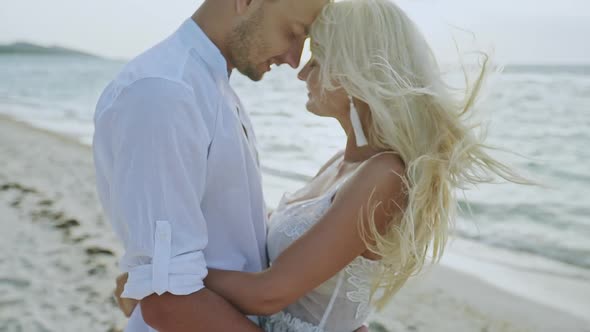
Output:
[318, 272, 344, 329]
[367, 150, 399, 162]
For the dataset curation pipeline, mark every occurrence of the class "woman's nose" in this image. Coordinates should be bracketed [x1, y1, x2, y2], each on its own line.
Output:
[298, 64, 309, 81]
[297, 69, 305, 81]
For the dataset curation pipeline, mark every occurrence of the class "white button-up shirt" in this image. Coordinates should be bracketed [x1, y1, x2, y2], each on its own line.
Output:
[93, 19, 268, 329]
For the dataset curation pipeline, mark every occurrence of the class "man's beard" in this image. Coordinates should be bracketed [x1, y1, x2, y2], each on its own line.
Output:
[228, 7, 267, 81]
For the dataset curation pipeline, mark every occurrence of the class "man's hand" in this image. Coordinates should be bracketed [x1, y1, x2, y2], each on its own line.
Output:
[114, 273, 138, 317]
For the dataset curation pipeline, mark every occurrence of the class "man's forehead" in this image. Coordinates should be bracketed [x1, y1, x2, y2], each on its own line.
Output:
[283, 0, 328, 25]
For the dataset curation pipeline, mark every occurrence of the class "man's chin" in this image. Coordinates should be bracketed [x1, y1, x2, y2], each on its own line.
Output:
[246, 71, 265, 82]
[248, 72, 265, 82]
[239, 66, 267, 82]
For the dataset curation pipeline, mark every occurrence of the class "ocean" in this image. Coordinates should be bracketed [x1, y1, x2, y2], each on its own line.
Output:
[1, 52, 589, 274]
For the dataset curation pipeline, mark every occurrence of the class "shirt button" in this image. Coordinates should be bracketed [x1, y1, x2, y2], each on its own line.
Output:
[157, 230, 168, 240]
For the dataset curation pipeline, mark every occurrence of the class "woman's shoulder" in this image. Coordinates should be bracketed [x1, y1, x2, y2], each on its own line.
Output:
[359, 151, 406, 183]
[336, 151, 407, 210]
[331, 151, 407, 237]
[314, 150, 345, 178]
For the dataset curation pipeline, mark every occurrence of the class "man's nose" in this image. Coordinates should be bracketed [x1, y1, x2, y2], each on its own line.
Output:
[279, 38, 305, 69]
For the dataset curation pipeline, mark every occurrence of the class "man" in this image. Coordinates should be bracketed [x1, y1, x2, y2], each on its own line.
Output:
[93, 0, 327, 331]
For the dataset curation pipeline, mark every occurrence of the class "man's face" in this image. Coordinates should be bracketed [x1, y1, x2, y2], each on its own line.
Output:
[228, 0, 327, 81]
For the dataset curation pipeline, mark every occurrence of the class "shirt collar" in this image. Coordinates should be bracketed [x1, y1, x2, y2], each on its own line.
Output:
[177, 18, 229, 81]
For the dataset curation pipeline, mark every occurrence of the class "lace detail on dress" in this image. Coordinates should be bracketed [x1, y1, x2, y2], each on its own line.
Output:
[264, 153, 402, 330]
[275, 199, 331, 239]
[261, 311, 325, 332]
[345, 257, 381, 320]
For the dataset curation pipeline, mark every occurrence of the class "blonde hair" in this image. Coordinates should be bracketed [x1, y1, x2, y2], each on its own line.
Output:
[310, 0, 530, 309]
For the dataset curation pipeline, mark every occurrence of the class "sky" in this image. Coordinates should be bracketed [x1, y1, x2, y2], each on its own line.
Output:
[1, 0, 589, 64]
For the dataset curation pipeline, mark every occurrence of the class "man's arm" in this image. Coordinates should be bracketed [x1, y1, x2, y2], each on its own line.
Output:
[115, 275, 260, 330]
[141, 289, 262, 332]
[100, 78, 261, 330]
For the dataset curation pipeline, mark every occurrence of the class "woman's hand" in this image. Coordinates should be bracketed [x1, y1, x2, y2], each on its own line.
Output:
[114, 273, 138, 317]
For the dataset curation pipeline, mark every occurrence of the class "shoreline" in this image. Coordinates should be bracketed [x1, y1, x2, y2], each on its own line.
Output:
[1, 113, 589, 331]
[0, 113, 126, 331]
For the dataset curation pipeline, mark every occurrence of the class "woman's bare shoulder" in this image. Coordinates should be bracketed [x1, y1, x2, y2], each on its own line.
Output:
[313, 150, 345, 178]
[334, 152, 407, 217]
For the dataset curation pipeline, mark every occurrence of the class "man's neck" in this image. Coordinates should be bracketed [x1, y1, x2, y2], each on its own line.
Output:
[192, 3, 234, 77]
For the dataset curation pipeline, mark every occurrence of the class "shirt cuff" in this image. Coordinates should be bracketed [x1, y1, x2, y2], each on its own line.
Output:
[121, 221, 208, 299]
[122, 250, 208, 300]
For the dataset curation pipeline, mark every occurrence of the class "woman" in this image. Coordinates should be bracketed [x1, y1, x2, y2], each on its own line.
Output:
[117, 0, 527, 330]
[202, 0, 528, 330]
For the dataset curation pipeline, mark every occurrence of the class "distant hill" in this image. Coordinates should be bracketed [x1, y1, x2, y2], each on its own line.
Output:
[503, 64, 590, 75]
[0, 42, 98, 57]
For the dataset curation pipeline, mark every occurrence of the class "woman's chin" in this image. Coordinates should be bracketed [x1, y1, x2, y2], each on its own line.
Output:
[305, 105, 325, 117]
[305, 103, 318, 114]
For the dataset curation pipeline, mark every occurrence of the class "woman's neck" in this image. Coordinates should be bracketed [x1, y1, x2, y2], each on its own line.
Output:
[336, 101, 381, 163]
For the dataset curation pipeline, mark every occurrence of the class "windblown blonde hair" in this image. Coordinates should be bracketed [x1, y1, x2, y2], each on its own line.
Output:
[310, 0, 530, 310]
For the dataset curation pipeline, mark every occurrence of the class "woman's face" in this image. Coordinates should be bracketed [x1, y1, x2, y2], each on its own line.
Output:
[297, 58, 350, 118]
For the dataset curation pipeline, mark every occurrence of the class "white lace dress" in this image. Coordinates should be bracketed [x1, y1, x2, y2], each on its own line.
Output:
[262, 164, 384, 332]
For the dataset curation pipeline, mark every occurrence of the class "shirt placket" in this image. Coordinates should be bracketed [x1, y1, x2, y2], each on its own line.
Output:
[235, 104, 260, 166]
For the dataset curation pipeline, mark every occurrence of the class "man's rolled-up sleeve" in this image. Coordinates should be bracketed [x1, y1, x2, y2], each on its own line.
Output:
[106, 78, 211, 300]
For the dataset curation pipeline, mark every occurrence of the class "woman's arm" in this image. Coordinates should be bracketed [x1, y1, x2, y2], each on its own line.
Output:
[204, 154, 406, 316]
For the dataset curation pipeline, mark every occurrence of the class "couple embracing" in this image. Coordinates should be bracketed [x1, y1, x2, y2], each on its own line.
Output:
[93, 0, 524, 331]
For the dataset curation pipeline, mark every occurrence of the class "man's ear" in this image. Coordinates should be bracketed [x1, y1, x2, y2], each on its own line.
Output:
[236, 0, 254, 16]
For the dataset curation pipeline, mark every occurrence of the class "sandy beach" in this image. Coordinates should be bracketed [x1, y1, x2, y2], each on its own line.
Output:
[1, 113, 589, 332]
